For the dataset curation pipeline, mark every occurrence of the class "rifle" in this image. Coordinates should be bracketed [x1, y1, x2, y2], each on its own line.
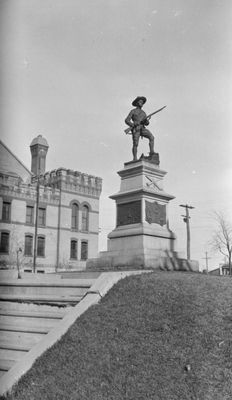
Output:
[124, 105, 166, 135]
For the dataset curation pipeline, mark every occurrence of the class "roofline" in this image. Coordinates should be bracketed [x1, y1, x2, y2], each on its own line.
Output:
[0, 140, 32, 176]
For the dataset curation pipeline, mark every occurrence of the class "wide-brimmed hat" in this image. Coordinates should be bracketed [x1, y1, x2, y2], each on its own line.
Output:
[132, 96, 147, 107]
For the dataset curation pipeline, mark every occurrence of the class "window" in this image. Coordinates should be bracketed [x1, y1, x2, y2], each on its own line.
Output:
[71, 203, 79, 230]
[38, 208, 46, 226]
[2, 202, 11, 222]
[81, 205, 89, 231]
[24, 235, 33, 256]
[70, 240, 77, 259]
[26, 206, 34, 224]
[81, 241, 88, 260]
[37, 236, 45, 257]
[0, 232, 9, 253]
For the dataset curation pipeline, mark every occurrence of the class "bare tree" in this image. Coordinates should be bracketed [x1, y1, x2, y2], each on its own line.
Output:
[210, 212, 232, 275]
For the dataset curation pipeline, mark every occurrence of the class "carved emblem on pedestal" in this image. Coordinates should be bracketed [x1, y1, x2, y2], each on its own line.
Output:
[117, 200, 141, 226]
[145, 175, 162, 191]
[145, 200, 166, 226]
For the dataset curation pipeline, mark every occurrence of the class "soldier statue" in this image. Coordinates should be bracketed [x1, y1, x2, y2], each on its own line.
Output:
[125, 96, 166, 162]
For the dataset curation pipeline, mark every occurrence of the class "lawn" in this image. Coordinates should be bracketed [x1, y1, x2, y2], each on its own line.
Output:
[2, 271, 232, 400]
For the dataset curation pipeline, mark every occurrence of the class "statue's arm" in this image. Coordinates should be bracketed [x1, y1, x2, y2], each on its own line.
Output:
[125, 110, 134, 128]
[141, 111, 150, 126]
[143, 118, 150, 126]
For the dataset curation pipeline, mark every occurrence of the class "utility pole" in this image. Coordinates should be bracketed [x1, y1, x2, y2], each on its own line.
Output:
[33, 150, 44, 273]
[33, 175, 40, 273]
[17, 247, 22, 279]
[202, 252, 211, 273]
[179, 204, 195, 261]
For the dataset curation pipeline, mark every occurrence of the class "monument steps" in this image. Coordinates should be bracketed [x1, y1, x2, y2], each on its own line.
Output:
[0, 294, 84, 305]
[0, 278, 95, 305]
[0, 349, 27, 366]
[0, 359, 15, 372]
[0, 274, 98, 380]
[0, 271, 153, 396]
[0, 315, 61, 333]
[0, 349, 26, 362]
[0, 308, 66, 319]
[0, 330, 44, 351]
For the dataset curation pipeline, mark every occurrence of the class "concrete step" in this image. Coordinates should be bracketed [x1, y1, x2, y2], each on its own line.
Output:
[0, 302, 66, 319]
[0, 308, 66, 319]
[0, 286, 88, 298]
[0, 301, 70, 318]
[0, 315, 60, 333]
[0, 278, 94, 304]
[0, 279, 94, 296]
[0, 359, 15, 371]
[0, 278, 95, 287]
[0, 294, 84, 305]
[57, 271, 102, 279]
[0, 331, 45, 351]
[0, 349, 27, 363]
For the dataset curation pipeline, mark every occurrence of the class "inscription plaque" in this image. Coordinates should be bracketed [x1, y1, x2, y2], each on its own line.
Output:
[117, 201, 141, 226]
[145, 200, 166, 226]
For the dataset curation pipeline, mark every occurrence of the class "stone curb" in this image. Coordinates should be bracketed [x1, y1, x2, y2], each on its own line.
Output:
[0, 270, 151, 397]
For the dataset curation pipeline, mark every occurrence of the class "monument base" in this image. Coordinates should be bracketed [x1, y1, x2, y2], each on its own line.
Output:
[87, 157, 199, 272]
[86, 249, 199, 272]
[87, 222, 198, 272]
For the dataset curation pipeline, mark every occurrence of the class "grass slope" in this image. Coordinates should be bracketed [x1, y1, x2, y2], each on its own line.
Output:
[2, 271, 232, 400]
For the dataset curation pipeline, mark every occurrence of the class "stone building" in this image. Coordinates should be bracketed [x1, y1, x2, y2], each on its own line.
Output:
[0, 136, 102, 272]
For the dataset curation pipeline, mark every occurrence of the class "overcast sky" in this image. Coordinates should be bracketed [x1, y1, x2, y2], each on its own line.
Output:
[1, 0, 232, 270]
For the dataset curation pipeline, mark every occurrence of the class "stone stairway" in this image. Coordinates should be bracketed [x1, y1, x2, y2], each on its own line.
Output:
[0, 273, 98, 379]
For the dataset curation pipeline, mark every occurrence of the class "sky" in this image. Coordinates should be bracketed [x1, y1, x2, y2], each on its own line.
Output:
[0, 0, 232, 271]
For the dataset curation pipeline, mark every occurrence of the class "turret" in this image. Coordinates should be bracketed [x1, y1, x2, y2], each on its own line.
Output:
[30, 135, 49, 175]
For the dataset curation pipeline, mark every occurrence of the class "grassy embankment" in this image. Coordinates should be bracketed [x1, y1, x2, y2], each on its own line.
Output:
[2, 271, 232, 400]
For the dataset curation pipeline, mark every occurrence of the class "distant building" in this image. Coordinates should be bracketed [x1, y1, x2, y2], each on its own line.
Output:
[0, 136, 102, 272]
[208, 267, 221, 276]
[208, 265, 231, 276]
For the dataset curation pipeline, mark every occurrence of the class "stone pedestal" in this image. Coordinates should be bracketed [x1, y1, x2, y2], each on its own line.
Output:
[87, 155, 179, 270]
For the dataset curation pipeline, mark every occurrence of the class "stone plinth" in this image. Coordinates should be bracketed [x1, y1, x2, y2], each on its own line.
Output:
[87, 157, 179, 270]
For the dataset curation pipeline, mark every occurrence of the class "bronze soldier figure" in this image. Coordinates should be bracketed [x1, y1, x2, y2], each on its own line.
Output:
[125, 96, 154, 161]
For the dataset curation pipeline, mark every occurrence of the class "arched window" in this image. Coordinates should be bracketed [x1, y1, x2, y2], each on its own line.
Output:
[71, 203, 79, 230]
[26, 205, 34, 225]
[37, 236, 45, 257]
[24, 234, 33, 256]
[70, 239, 78, 259]
[38, 207, 46, 226]
[2, 201, 11, 222]
[81, 205, 89, 232]
[81, 241, 88, 260]
[0, 231, 10, 254]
